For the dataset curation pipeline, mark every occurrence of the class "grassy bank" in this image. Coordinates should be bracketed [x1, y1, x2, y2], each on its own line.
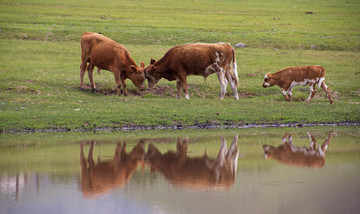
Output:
[0, 0, 359, 133]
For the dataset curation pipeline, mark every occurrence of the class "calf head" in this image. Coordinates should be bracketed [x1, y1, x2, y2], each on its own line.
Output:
[262, 73, 276, 88]
[130, 62, 146, 91]
[144, 59, 160, 88]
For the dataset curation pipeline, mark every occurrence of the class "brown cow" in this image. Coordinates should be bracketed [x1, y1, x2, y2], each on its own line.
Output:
[146, 136, 239, 190]
[263, 131, 333, 168]
[80, 32, 145, 95]
[262, 65, 334, 104]
[145, 43, 239, 100]
[80, 140, 145, 198]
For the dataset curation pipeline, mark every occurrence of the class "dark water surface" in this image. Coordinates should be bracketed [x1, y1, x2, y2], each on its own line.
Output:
[0, 127, 359, 214]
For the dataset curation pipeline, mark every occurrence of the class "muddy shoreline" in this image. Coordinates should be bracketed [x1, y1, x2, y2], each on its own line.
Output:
[2, 121, 359, 134]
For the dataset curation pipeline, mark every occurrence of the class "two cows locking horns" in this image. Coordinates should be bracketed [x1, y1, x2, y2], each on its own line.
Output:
[80, 32, 333, 104]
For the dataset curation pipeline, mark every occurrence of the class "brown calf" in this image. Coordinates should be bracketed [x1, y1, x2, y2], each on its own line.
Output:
[145, 43, 239, 100]
[146, 136, 239, 190]
[262, 65, 334, 104]
[263, 131, 333, 168]
[80, 32, 145, 95]
[80, 140, 145, 198]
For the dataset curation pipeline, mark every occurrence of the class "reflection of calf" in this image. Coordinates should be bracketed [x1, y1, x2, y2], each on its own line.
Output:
[80, 141, 145, 198]
[146, 136, 239, 190]
[263, 131, 333, 168]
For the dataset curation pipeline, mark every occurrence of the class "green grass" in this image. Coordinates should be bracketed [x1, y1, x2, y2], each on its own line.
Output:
[0, 0, 359, 132]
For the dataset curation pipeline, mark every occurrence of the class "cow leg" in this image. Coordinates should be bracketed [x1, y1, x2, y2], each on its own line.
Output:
[306, 84, 317, 103]
[80, 143, 87, 170]
[321, 81, 334, 104]
[120, 74, 128, 96]
[87, 63, 96, 92]
[307, 132, 317, 149]
[287, 87, 294, 102]
[114, 143, 122, 159]
[217, 72, 227, 100]
[113, 71, 123, 96]
[226, 71, 239, 100]
[176, 79, 182, 99]
[178, 76, 189, 99]
[281, 84, 291, 101]
[80, 63, 87, 90]
[88, 141, 96, 168]
[319, 131, 333, 156]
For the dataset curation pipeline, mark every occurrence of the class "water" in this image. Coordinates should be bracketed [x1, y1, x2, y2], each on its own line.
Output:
[0, 127, 359, 214]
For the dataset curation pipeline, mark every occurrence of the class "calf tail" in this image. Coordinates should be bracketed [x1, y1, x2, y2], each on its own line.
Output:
[318, 66, 325, 89]
[231, 48, 239, 86]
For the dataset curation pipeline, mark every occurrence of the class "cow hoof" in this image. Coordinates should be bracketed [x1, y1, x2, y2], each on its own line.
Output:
[330, 101, 334, 104]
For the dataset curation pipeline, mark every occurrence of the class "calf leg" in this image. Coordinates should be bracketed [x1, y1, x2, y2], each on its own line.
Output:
[321, 81, 334, 104]
[320, 131, 333, 156]
[306, 84, 317, 103]
[217, 72, 227, 100]
[281, 84, 292, 101]
[226, 71, 239, 100]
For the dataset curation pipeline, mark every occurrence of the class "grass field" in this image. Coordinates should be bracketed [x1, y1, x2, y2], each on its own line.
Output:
[0, 0, 359, 132]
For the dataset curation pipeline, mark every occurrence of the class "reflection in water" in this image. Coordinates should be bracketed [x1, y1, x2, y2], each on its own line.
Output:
[146, 136, 239, 190]
[80, 140, 145, 198]
[263, 131, 333, 168]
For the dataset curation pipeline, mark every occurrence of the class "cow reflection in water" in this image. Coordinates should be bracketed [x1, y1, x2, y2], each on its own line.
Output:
[80, 141, 145, 198]
[146, 136, 239, 190]
[263, 131, 333, 168]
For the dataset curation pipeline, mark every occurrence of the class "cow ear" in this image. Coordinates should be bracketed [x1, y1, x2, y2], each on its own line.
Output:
[267, 73, 272, 79]
[151, 66, 156, 72]
[150, 58, 156, 65]
[140, 61, 145, 68]
[131, 65, 138, 72]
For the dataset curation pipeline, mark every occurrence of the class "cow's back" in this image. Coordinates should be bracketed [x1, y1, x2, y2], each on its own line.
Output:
[164, 43, 233, 76]
[276, 66, 324, 83]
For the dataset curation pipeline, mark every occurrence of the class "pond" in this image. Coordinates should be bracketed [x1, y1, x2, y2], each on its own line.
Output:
[0, 127, 359, 214]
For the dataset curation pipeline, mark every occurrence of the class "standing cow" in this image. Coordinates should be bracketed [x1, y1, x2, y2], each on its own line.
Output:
[262, 65, 334, 104]
[144, 43, 239, 100]
[146, 136, 239, 190]
[80, 140, 145, 198]
[263, 131, 333, 168]
[80, 32, 145, 95]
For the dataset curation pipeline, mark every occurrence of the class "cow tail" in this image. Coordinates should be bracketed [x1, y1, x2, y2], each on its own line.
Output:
[318, 66, 325, 89]
[232, 48, 239, 86]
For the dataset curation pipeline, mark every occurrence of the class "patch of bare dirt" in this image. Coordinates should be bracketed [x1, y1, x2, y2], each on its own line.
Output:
[80, 84, 258, 99]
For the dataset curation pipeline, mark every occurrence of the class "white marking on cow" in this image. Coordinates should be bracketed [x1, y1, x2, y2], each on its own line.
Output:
[215, 52, 220, 63]
[289, 70, 292, 73]
[318, 77, 325, 89]
[263, 82, 271, 87]
[307, 84, 314, 101]
[264, 74, 269, 79]
[185, 94, 190, 99]
[282, 90, 287, 96]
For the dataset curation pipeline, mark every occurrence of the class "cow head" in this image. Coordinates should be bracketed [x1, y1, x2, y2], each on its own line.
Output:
[130, 62, 146, 91]
[144, 59, 160, 88]
[262, 73, 275, 88]
[263, 145, 275, 160]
